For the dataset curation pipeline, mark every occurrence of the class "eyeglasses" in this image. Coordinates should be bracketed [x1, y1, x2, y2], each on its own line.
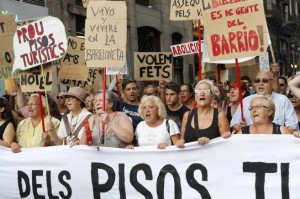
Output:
[195, 89, 211, 94]
[254, 78, 273, 84]
[279, 83, 286, 87]
[288, 93, 296, 98]
[56, 96, 64, 100]
[85, 100, 94, 103]
[248, 105, 268, 111]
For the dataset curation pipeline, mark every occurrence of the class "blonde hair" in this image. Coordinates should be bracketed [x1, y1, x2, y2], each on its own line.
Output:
[138, 96, 167, 119]
[250, 95, 275, 121]
[195, 79, 215, 95]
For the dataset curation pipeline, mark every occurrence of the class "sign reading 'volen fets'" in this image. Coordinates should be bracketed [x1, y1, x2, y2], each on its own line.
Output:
[12, 16, 67, 72]
[85, 1, 127, 68]
[134, 52, 172, 81]
[203, 0, 268, 61]
[19, 63, 52, 92]
[0, 14, 16, 67]
[59, 36, 88, 81]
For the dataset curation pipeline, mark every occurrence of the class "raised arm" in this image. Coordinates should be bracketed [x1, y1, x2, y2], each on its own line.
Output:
[288, 75, 300, 98]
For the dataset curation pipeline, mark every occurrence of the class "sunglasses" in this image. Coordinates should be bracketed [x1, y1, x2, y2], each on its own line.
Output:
[56, 96, 64, 100]
[195, 89, 211, 94]
[279, 83, 286, 87]
[288, 93, 296, 98]
[254, 78, 273, 84]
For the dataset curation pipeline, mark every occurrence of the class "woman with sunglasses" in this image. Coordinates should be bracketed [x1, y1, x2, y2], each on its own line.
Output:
[287, 91, 300, 129]
[0, 97, 16, 147]
[179, 84, 195, 110]
[78, 90, 133, 148]
[176, 80, 231, 148]
[235, 95, 292, 134]
[56, 92, 68, 115]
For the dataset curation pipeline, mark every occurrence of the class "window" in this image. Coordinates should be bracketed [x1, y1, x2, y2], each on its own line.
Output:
[16, 0, 46, 7]
[138, 27, 161, 52]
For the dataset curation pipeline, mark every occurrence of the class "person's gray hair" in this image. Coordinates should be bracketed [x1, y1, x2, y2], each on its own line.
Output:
[29, 93, 47, 113]
[250, 95, 275, 121]
[195, 79, 215, 94]
[95, 90, 118, 111]
[138, 96, 167, 119]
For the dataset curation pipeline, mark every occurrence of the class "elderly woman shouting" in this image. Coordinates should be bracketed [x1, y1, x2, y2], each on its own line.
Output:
[78, 90, 133, 148]
[11, 94, 60, 152]
[176, 80, 231, 148]
[127, 96, 181, 149]
[236, 95, 292, 134]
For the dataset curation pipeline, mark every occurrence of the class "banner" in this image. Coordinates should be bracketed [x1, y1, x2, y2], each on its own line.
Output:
[12, 16, 67, 72]
[1, 135, 300, 198]
[59, 36, 88, 81]
[85, 1, 127, 68]
[203, 0, 268, 61]
[134, 52, 173, 81]
[0, 14, 16, 67]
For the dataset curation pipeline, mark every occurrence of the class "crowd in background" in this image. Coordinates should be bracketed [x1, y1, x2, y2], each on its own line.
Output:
[2, 63, 300, 152]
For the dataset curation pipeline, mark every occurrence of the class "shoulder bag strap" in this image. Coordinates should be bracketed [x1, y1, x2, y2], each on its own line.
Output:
[62, 115, 71, 137]
[73, 114, 92, 138]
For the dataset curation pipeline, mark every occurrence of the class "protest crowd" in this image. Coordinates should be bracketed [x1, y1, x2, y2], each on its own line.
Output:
[2, 65, 300, 152]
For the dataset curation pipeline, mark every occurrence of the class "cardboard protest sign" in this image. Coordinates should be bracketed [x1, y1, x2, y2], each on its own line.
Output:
[85, 1, 127, 68]
[18, 63, 52, 92]
[170, 40, 203, 57]
[59, 36, 88, 81]
[12, 16, 67, 72]
[203, 0, 268, 61]
[134, 52, 173, 81]
[106, 62, 128, 75]
[59, 68, 102, 91]
[0, 14, 16, 67]
[0, 66, 19, 80]
[259, 52, 270, 71]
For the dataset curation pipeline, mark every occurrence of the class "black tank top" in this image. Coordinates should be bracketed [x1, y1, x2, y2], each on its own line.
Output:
[0, 121, 10, 140]
[184, 108, 220, 143]
[241, 123, 282, 134]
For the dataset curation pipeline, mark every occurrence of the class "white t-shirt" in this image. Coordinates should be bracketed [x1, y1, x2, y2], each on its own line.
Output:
[135, 119, 180, 147]
[57, 108, 92, 144]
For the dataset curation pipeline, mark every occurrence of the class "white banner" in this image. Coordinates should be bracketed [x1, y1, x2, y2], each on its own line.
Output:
[1, 135, 300, 198]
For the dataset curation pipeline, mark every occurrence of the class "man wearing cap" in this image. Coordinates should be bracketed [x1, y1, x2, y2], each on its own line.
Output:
[51, 87, 92, 145]
[231, 71, 298, 132]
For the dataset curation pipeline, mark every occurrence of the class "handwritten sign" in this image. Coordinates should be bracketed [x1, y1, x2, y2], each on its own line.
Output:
[59, 68, 102, 91]
[170, 0, 249, 20]
[0, 66, 18, 80]
[203, 0, 267, 61]
[170, 40, 203, 57]
[85, 1, 127, 68]
[59, 36, 88, 81]
[106, 62, 128, 75]
[12, 16, 67, 72]
[259, 52, 270, 71]
[134, 52, 173, 81]
[0, 14, 16, 67]
[19, 63, 52, 92]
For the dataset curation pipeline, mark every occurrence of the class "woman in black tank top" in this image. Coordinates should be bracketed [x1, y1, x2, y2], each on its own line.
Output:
[236, 95, 292, 135]
[176, 80, 231, 148]
[0, 97, 16, 147]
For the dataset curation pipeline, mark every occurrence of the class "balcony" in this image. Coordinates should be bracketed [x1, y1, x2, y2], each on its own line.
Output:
[265, 1, 282, 24]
